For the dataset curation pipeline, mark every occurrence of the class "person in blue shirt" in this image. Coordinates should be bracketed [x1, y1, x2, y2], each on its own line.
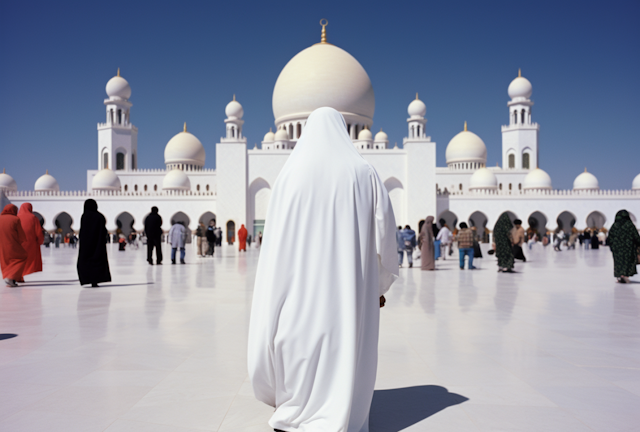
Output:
[397, 225, 417, 267]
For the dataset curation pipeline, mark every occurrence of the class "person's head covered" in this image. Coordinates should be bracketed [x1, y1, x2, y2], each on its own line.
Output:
[84, 199, 98, 212]
[1, 204, 18, 216]
[151, 206, 159, 214]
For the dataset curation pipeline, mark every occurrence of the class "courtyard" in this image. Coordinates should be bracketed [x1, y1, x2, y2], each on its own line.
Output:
[0, 242, 639, 431]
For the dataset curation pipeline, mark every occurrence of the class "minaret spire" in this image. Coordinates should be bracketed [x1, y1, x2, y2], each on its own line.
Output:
[320, 19, 328, 43]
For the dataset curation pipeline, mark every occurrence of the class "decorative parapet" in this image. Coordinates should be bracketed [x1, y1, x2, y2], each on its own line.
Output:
[6, 190, 217, 198]
[88, 168, 216, 174]
[438, 188, 640, 197]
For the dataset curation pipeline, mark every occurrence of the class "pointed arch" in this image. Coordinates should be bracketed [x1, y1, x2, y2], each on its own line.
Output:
[556, 211, 577, 233]
[384, 177, 404, 225]
[115, 211, 135, 236]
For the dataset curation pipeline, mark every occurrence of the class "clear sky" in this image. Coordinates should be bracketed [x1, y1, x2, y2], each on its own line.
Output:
[1, 0, 639, 191]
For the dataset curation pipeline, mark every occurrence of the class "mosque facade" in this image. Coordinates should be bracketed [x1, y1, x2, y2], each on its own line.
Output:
[2, 24, 639, 241]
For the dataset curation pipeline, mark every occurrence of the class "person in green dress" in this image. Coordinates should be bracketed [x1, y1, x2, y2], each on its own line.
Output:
[493, 213, 515, 273]
[608, 210, 640, 283]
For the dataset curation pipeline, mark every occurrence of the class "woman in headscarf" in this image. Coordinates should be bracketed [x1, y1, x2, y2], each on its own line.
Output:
[17, 203, 44, 276]
[0, 204, 28, 287]
[608, 210, 640, 283]
[419, 216, 435, 270]
[493, 213, 515, 273]
[77, 199, 111, 287]
[248, 107, 398, 432]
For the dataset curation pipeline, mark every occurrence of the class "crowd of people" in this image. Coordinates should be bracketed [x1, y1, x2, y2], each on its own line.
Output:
[1, 198, 639, 287]
[394, 212, 640, 282]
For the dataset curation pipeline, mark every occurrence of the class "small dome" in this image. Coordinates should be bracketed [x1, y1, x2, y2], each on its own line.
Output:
[523, 168, 552, 190]
[445, 124, 487, 165]
[105, 70, 131, 99]
[573, 169, 599, 190]
[225, 97, 244, 119]
[92, 168, 121, 191]
[632, 173, 640, 190]
[34, 171, 60, 192]
[408, 95, 426, 118]
[374, 129, 388, 142]
[263, 128, 275, 142]
[162, 168, 191, 191]
[469, 168, 498, 190]
[164, 125, 206, 168]
[274, 129, 289, 141]
[0, 169, 17, 191]
[508, 72, 532, 99]
[358, 128, 373, 141]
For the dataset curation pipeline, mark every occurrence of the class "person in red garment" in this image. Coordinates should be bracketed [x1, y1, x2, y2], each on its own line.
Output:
[238, 224, 248, 252]
[17, 203, 44, 276]
[0, 204, 28, 287]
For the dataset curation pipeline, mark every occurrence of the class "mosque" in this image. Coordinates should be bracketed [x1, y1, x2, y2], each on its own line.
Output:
[1, 21, 639, 242]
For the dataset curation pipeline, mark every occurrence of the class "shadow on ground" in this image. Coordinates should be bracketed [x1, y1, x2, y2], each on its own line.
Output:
[369, 385, 468, 431]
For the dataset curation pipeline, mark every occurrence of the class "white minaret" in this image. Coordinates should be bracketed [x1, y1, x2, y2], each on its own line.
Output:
[403, 94, 436, 228]
[501, 69, 539, 170]
[224, 95, 244, 140]
[216, 96, 248, 241]
[97, 69, 138, 171]
[407, 93, 427, 139]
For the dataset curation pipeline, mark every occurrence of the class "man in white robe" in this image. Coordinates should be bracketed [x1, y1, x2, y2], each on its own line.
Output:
[248, 107, 399, 432]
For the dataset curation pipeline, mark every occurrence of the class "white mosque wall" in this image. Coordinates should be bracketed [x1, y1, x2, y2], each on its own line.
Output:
[445, 189, 640, 231]
[86, 169, 217, 194]
[216, 141, 247, 238]
[6, 191, 217, 234]
[435, 168, 529, 194]
[403, 141, 437, 229]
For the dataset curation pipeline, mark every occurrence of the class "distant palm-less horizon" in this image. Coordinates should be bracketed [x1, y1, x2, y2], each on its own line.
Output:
[1, 0, 639, 191]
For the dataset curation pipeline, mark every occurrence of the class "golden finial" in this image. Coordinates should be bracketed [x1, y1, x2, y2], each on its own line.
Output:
[233, 94, 236, 101]
[584, 167, 587, 173]
[518, 68, 521, 78]
[46, 169, 49, 175]
[2, 168, 5, 173]
[464, 121, 467, 131]
[117, 68, 120, 77]
[320, 19, 328, 43]
[416, 93, 419, 100]
[380, 128, 383, 132]
[183, 122, 187, 133]
[269, 127, 272, 132]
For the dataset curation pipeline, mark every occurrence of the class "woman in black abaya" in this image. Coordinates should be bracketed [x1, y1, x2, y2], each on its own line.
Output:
[77, 199, 111, 287]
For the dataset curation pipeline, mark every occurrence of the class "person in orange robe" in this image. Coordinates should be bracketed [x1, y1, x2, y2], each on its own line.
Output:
[0, 204, 28, 287]
[17, 203, 44, 276]
[238, 224, 248, 252]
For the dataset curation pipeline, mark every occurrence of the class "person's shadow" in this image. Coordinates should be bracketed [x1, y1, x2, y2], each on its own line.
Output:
[369, 385, 468, 431]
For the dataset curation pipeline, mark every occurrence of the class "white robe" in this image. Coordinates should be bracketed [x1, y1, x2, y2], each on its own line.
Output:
[248, 107, 399, 432]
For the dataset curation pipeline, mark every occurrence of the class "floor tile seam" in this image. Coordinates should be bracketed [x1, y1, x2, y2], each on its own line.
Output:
[214, 375, 250, 432]
[111, 417, 215, 432]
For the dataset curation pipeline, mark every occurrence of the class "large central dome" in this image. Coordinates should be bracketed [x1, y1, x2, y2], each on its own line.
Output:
[272, 34, 375, 129]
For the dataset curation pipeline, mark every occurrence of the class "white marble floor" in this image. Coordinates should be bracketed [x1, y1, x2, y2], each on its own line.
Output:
[0, 241, 639, 431]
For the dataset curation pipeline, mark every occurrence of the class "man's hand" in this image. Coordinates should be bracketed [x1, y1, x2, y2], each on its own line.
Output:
[380, 296, 386, 308]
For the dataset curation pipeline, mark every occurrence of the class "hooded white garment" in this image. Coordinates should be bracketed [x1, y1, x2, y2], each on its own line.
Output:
[248, 107, 399, 432]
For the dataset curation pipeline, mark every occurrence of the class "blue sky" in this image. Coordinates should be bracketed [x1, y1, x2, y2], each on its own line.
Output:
[1, 0, 639, 191]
